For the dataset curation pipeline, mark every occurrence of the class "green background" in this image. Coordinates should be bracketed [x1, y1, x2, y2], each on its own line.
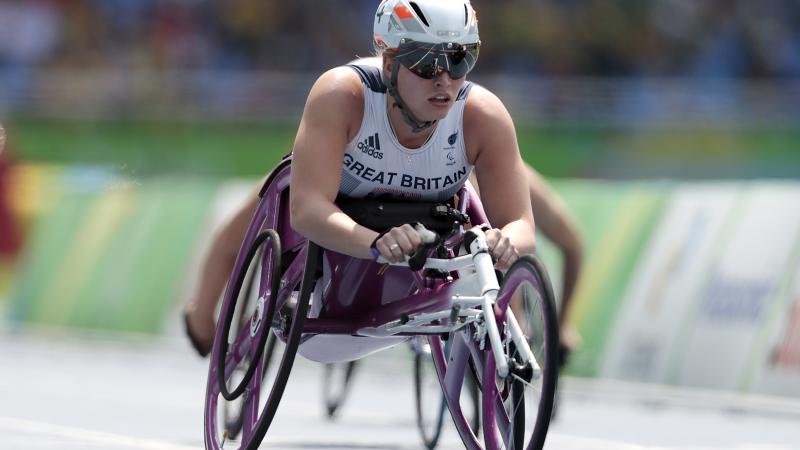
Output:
[7, 118, 800, 179]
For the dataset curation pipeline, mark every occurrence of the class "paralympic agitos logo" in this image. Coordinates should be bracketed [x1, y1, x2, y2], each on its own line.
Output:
[357, 133, 383, 159]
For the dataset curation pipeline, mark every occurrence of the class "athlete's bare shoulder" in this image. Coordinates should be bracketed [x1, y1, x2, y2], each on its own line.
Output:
[464, 84, 511, 127]
[309, 66, 363, 108]
[304, 66, 365, 140]
[463, 84, 516, 160]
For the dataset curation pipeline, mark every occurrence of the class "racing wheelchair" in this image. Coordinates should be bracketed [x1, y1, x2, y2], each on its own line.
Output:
[203, 156, 560, 450]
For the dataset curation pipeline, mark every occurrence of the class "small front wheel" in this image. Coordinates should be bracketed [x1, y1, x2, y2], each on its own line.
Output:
[322, 361, 359, 419]
[415, 341, 447, 449]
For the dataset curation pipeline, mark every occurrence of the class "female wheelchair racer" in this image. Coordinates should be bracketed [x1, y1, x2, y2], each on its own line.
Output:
[203, 1, 559, 448]
[204, 157, 559, 450]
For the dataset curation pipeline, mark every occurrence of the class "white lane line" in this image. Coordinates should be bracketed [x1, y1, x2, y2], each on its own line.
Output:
[547, 433, 671, 450]
[547, 433, 798, 450]
[0, 416, 199, 450]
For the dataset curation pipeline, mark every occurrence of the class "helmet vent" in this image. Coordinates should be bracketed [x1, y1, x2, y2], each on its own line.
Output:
[408, 2, 430, 27]
[464, 4, 468, 26]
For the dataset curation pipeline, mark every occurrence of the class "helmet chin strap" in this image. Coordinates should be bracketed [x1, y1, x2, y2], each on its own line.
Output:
[386, 63, 436, 133]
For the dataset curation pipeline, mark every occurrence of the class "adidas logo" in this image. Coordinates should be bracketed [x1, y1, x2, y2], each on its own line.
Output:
[357, 132, 383, 159]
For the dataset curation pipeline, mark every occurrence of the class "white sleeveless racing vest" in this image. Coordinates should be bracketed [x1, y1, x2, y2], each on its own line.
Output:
[338, 64, 474, 202]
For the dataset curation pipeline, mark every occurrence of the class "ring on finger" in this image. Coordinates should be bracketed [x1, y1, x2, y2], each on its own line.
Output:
[389, 243, 400, 251]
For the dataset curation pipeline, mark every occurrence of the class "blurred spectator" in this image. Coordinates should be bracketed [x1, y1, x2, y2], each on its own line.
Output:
[0, 123, 22, 260]
[0, 0, 60, 67]
[0, 0, 798, 127]
[0, 0, 61, 107]
[0, 0, 798, 78]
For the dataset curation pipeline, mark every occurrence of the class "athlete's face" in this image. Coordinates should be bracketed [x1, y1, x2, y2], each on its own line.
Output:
[385, 57, 465, 123]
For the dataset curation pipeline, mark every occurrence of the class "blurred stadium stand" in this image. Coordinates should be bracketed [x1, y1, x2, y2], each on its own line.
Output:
[2, 0, 799, 76]
[1, 0, 799, 126]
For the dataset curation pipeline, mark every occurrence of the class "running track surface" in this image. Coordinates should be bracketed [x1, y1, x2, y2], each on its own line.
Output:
[1, 325, 798, 450]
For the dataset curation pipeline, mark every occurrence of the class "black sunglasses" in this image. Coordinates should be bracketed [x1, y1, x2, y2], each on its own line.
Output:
[394, 40, 480, 80]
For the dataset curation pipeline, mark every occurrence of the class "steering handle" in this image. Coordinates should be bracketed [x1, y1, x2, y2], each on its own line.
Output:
[375, 223, 440, 269]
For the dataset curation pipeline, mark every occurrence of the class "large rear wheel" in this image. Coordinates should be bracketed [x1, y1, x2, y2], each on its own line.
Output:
[433, 254, 559, 450]
[482, 255, 559, 450]
[204, 239, 320, 450]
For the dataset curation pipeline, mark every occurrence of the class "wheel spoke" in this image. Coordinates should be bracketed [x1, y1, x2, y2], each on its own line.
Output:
[223, 326, 256, 381]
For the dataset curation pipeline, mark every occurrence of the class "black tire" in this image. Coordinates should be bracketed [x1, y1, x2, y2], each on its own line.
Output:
[322, 361, 359, 419]
[216, 230, 282, 402]
[495, 254, 559, 450]
[415, 350, 446, 449]
[223, 332, 277, 439]
[224, 245, 291, 438]
[243, 242, 321, 449]
[223, 243, 266, 438]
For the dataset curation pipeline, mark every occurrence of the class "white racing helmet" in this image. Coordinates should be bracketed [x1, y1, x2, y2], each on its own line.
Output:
[374, 0, 480, 51]
[372, 0, 481, 132]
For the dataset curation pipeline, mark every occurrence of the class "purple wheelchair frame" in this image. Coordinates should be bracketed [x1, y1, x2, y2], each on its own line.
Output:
[204, 156, 553, 450]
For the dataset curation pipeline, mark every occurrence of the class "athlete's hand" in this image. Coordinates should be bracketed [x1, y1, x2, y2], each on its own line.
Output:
[484, 228, 518, 270]
[373, 224, 423, 263]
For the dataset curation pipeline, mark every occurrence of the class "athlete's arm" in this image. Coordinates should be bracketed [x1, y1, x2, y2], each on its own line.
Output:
[525, 166, 584, 352]
[465, 86, 536, 268]
[289, 68, 380, 259]
[524, 165, 583, 325]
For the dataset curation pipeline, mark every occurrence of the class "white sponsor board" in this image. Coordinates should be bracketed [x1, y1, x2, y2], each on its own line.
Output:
[750, 251, 800, 396]
[676, 184, 800, 392]
[601, 183, 740, 383]
[603, 183, 800, 397]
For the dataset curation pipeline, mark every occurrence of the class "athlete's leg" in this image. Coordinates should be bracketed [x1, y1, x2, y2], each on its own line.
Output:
[522, 166, 584, 353]
[183, 179, 263, 357]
